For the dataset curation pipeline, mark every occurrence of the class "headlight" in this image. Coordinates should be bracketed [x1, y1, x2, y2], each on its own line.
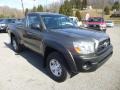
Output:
[2, 24, 6, 26]
[73, 41, 95, 54]
[0, 24, 6, 26]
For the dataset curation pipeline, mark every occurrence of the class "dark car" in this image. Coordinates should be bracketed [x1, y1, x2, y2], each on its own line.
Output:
[8, 12, 113, 82]
[0, 18, 4, 22]
[0, 18, 16, 32]
[85, 17, 107, 32]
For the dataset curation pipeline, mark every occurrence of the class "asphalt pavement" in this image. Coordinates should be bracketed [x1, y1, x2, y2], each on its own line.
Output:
[0, 25, 120, 90]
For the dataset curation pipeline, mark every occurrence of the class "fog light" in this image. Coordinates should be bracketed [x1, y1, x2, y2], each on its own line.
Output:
[82, 62, 92, 70]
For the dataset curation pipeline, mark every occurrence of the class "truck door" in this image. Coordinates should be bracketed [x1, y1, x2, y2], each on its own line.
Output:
[23, 14, 44, 54]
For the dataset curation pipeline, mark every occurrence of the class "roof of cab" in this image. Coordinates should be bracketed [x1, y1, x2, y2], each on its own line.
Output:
[28, 12, 64, 16]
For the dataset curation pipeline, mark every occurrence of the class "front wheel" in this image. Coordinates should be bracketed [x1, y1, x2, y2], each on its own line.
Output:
[11, 36, 22, 53]
[103, 29, 106, 32]
[47, 52, 70, 82]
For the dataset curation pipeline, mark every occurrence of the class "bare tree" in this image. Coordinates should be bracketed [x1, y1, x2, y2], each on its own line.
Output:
[0, 6, 23, 18]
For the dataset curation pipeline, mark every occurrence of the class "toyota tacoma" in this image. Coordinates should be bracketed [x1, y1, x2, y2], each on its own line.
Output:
[8, 12, 113, 82]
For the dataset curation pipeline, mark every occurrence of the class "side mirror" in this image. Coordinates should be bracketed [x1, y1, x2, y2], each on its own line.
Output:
[31, 23, 41, 30]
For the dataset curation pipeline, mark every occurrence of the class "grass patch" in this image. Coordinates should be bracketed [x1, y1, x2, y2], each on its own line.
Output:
[73, 9, 120, 24]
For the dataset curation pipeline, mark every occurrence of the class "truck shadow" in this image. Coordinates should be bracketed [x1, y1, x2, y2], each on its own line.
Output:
[4, 42, 51, 79]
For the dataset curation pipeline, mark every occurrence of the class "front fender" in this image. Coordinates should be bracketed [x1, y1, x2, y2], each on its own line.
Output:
[9, 30, 21, 45]
[44, 40, 78, 73]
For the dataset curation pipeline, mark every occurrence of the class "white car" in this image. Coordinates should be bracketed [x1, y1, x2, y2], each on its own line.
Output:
[106, 21, 114, 27]
[69, 16, 82, 27]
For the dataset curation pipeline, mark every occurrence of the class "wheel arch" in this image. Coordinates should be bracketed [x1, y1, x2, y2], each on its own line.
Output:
[10, 31, 21, 45]
[43, 41, 78, 74]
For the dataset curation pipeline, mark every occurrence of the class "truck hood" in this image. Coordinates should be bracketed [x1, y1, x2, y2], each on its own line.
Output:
[49, 28, 109, 41]
[87, 22, 106, 25]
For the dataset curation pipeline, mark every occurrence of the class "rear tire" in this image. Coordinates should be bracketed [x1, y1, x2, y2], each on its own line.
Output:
[47, 52, 70, 82]
[11, 36, 22, 53]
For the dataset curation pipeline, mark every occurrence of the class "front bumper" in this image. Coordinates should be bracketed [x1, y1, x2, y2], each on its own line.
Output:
[72, 45, 113, 73]
[88, 25, 106, 31]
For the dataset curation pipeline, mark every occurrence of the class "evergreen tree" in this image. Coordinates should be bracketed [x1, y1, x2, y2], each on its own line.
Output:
[25, 8, 29, 16]
[104, 6, 110, 15]
[112, 1, 120, 10]
[32, 6, 37, 12]
[37, 5, 43, 12]
[75, 10, 82, 21]
[59, 5, 65, 14]
[59, 0, 73, 16]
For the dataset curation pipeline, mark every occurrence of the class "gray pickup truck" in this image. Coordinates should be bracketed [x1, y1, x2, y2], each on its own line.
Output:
[8, 12, 113, 82]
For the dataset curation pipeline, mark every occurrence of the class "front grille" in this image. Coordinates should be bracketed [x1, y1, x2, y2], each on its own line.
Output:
[97, 39, 110, 53]
[89, 25, 100, 28]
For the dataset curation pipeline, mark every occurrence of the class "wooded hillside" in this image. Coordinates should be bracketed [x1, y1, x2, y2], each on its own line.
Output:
[0, 6, 23, 18]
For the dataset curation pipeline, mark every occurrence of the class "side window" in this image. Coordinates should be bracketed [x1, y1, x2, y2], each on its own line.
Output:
[28, 15, 40, 28]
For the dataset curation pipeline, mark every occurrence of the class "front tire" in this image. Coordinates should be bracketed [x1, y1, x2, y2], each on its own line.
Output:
[103, 29, 106, 32]
[47, 52, 70, 82]
[11, 36, 22, 53]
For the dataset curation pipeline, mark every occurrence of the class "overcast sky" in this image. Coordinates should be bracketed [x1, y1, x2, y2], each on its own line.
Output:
[0, 0, 60, 9]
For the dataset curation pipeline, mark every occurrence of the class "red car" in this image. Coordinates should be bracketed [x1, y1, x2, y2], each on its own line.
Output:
[86, 17, 107, 32]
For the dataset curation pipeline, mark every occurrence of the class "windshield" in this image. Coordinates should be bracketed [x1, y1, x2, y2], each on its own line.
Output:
[88, 17, 104, 22]
[41, 15, 76, 29]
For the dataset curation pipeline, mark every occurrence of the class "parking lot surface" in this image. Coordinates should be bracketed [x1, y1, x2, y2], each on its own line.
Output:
[0, 25, 120, 90]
